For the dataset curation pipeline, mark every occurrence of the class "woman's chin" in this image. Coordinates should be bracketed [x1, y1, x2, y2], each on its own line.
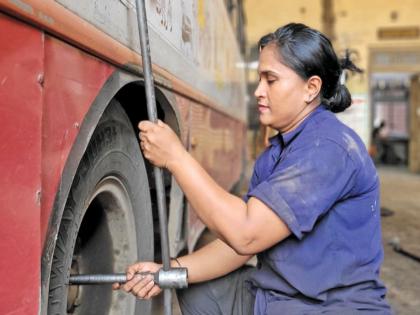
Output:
[259, 116, 273, 128]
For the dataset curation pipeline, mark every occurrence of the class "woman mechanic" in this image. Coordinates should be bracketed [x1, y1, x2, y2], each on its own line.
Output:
[114, 23, 392, 314]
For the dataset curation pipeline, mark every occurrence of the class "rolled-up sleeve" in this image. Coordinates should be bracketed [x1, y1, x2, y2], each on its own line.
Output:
[248, 140, 357, 239]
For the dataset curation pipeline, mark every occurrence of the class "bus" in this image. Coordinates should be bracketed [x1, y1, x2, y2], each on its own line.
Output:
[0, 0, 247, 314]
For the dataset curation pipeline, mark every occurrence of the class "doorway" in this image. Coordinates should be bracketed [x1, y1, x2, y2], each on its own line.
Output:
[370, 72, 410, 165]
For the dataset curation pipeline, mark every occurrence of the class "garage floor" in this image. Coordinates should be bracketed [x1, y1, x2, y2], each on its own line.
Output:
[379, 166, 420, 315]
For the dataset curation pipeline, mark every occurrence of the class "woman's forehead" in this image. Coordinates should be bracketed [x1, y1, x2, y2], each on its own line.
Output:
[258, 54, 290, 75]
[258, 45, 286, 71]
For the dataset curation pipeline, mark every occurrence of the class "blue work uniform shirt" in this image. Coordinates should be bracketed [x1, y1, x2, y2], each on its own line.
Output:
[245, 105, 391, 314]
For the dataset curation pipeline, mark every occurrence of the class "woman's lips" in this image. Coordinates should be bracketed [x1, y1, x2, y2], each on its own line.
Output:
[258, 104, 270, 112]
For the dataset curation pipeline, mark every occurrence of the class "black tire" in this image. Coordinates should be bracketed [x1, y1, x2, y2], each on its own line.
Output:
[48, 100, 154, 314]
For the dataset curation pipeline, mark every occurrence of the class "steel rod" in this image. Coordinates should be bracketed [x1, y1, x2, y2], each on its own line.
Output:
[134, 1, 172, 314]
[68, 272, 154, 285]
[68, 269, 188, 289]
[69, 274, 128, 285]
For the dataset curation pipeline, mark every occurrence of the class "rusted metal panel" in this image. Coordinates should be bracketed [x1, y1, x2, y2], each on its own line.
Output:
[0, 0, 246, 122]
[54, 0, 246, 119]
[173, 93, 191, 146]
[190, 106, 243, 187]
[167, 92, 246, 251]
[0, 13, 43, 315]
[187, 101, 245, 250]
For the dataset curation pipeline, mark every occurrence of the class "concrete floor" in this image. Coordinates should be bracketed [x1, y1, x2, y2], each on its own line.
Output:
[378, 166, 420, 315]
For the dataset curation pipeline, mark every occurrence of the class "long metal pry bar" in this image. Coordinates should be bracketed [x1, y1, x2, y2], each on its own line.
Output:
[134, 1, 174, 314]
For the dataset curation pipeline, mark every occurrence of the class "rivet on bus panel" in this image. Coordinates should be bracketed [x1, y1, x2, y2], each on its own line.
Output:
[35, 190, 42, 206]
[37, 74, 44, 87]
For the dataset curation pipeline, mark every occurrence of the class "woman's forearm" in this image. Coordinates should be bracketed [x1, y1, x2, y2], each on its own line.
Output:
[168, 150, 253, 251]
[138, 121, 289, 254]
[173, 239, 252, 283]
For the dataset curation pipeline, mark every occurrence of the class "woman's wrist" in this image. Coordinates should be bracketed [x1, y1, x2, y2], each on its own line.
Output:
[170, 257, 182, 268]
[166, 148, 189, 173]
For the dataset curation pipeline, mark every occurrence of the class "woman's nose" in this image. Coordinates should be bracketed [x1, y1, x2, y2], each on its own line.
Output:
[254, 81, 265, 99]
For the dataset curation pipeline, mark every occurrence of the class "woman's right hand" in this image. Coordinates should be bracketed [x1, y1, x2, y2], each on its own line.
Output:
[138, 120, 186, 170]
[112, 261, 163, 300]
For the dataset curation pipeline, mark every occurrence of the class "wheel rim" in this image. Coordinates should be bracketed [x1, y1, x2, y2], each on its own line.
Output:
[67, 176, 138, 314]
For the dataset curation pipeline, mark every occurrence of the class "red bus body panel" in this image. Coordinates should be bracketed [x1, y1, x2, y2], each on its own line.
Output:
[0, 13, 115, 314]
[41, 35, 114, 245]
[0, 2, 246, 313]
[0, 14, 43, 315]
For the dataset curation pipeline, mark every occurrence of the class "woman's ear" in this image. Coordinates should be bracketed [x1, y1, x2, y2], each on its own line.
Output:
[304, 76, 322, 104]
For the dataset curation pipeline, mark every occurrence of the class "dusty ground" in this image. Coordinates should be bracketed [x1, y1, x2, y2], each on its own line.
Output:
[378, 166, 420, 315]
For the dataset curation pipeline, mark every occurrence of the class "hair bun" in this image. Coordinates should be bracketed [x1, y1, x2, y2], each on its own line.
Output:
[327, 50, 362, 113]
[327, 85, 352, 113]
[339, 50, 363, 73]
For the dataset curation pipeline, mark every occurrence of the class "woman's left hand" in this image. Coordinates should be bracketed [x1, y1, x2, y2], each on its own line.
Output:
[113, 261, 162, 300]
[138, 120, 185, 169]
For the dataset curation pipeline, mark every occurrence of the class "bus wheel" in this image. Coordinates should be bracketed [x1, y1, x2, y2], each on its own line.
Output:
[48, 100, 154, 315]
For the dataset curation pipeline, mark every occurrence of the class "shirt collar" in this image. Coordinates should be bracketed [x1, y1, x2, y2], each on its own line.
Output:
[268, 104, 326, 148]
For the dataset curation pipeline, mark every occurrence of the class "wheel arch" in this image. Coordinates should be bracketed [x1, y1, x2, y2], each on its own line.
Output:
[40, 68, 182, 313]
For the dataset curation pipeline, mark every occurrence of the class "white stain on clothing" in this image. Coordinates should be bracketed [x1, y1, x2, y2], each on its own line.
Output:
[343, 132, 364, 162]
[272, 165, 301, 194]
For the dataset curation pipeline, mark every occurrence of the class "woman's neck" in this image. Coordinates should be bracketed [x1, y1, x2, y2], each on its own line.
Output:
[280, 101, 321, 134]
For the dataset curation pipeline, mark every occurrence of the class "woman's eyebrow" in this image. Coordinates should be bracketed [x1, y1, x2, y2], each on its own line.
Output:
[258, 70, 280, 76]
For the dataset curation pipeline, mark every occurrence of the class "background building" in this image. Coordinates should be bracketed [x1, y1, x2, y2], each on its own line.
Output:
[245, 0, 420, 172]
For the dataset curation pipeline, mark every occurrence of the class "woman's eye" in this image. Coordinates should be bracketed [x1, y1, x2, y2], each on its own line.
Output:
[267, 78, 276, 84]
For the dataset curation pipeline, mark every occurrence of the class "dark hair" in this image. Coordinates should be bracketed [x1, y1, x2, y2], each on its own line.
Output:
[258, 23, 362, 113]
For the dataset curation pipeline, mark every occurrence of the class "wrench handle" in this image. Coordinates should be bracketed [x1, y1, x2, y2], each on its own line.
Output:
[68, 272, 154, 285]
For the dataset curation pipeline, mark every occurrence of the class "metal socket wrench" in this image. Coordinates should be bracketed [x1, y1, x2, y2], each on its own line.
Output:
[68, 268, 188, 289]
